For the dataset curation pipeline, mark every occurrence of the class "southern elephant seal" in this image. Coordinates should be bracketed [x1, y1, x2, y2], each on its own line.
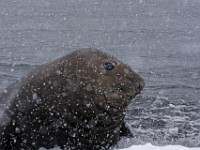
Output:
[0, 48, 144, 149]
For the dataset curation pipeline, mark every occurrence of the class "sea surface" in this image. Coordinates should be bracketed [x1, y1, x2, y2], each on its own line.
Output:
[0, 0, 200, 149]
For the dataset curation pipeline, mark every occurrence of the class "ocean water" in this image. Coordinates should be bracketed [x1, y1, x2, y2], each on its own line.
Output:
[0, 0, 200, 149]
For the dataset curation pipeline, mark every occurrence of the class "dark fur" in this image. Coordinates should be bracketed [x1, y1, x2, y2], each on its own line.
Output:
[0, 48, 144, 149]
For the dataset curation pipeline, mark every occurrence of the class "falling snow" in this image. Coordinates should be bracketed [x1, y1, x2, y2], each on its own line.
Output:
[0, 0, 200, 150]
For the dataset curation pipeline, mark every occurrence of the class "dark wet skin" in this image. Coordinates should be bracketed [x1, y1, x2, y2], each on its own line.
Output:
[0, 48, 144, 150]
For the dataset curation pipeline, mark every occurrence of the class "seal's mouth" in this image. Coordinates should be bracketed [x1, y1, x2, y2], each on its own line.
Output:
[114, 76, 144, 99]
[95, 95, 125, 124]
[101, 73, 145, 114]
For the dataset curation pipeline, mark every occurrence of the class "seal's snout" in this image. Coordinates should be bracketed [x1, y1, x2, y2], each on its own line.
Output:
[136, 79, 145, 93]
[127, 73, 145, 94]
[136, 76, 145, 92]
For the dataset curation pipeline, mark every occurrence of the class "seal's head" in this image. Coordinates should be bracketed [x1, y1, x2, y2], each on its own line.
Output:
[59, 48, 145, 125]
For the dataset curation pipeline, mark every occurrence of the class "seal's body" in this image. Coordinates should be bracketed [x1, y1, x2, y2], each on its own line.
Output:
[0, 48, 144, 149]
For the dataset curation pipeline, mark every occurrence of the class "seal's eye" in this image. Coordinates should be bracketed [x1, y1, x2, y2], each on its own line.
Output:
[104, 62, 114, 70]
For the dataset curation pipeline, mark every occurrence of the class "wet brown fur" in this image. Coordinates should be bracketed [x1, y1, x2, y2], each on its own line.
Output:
[0, 48, 144, 150]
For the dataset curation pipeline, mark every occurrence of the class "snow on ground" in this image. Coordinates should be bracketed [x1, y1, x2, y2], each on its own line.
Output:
[39, 143, 200, 150]
[116, 143, 200, 150]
